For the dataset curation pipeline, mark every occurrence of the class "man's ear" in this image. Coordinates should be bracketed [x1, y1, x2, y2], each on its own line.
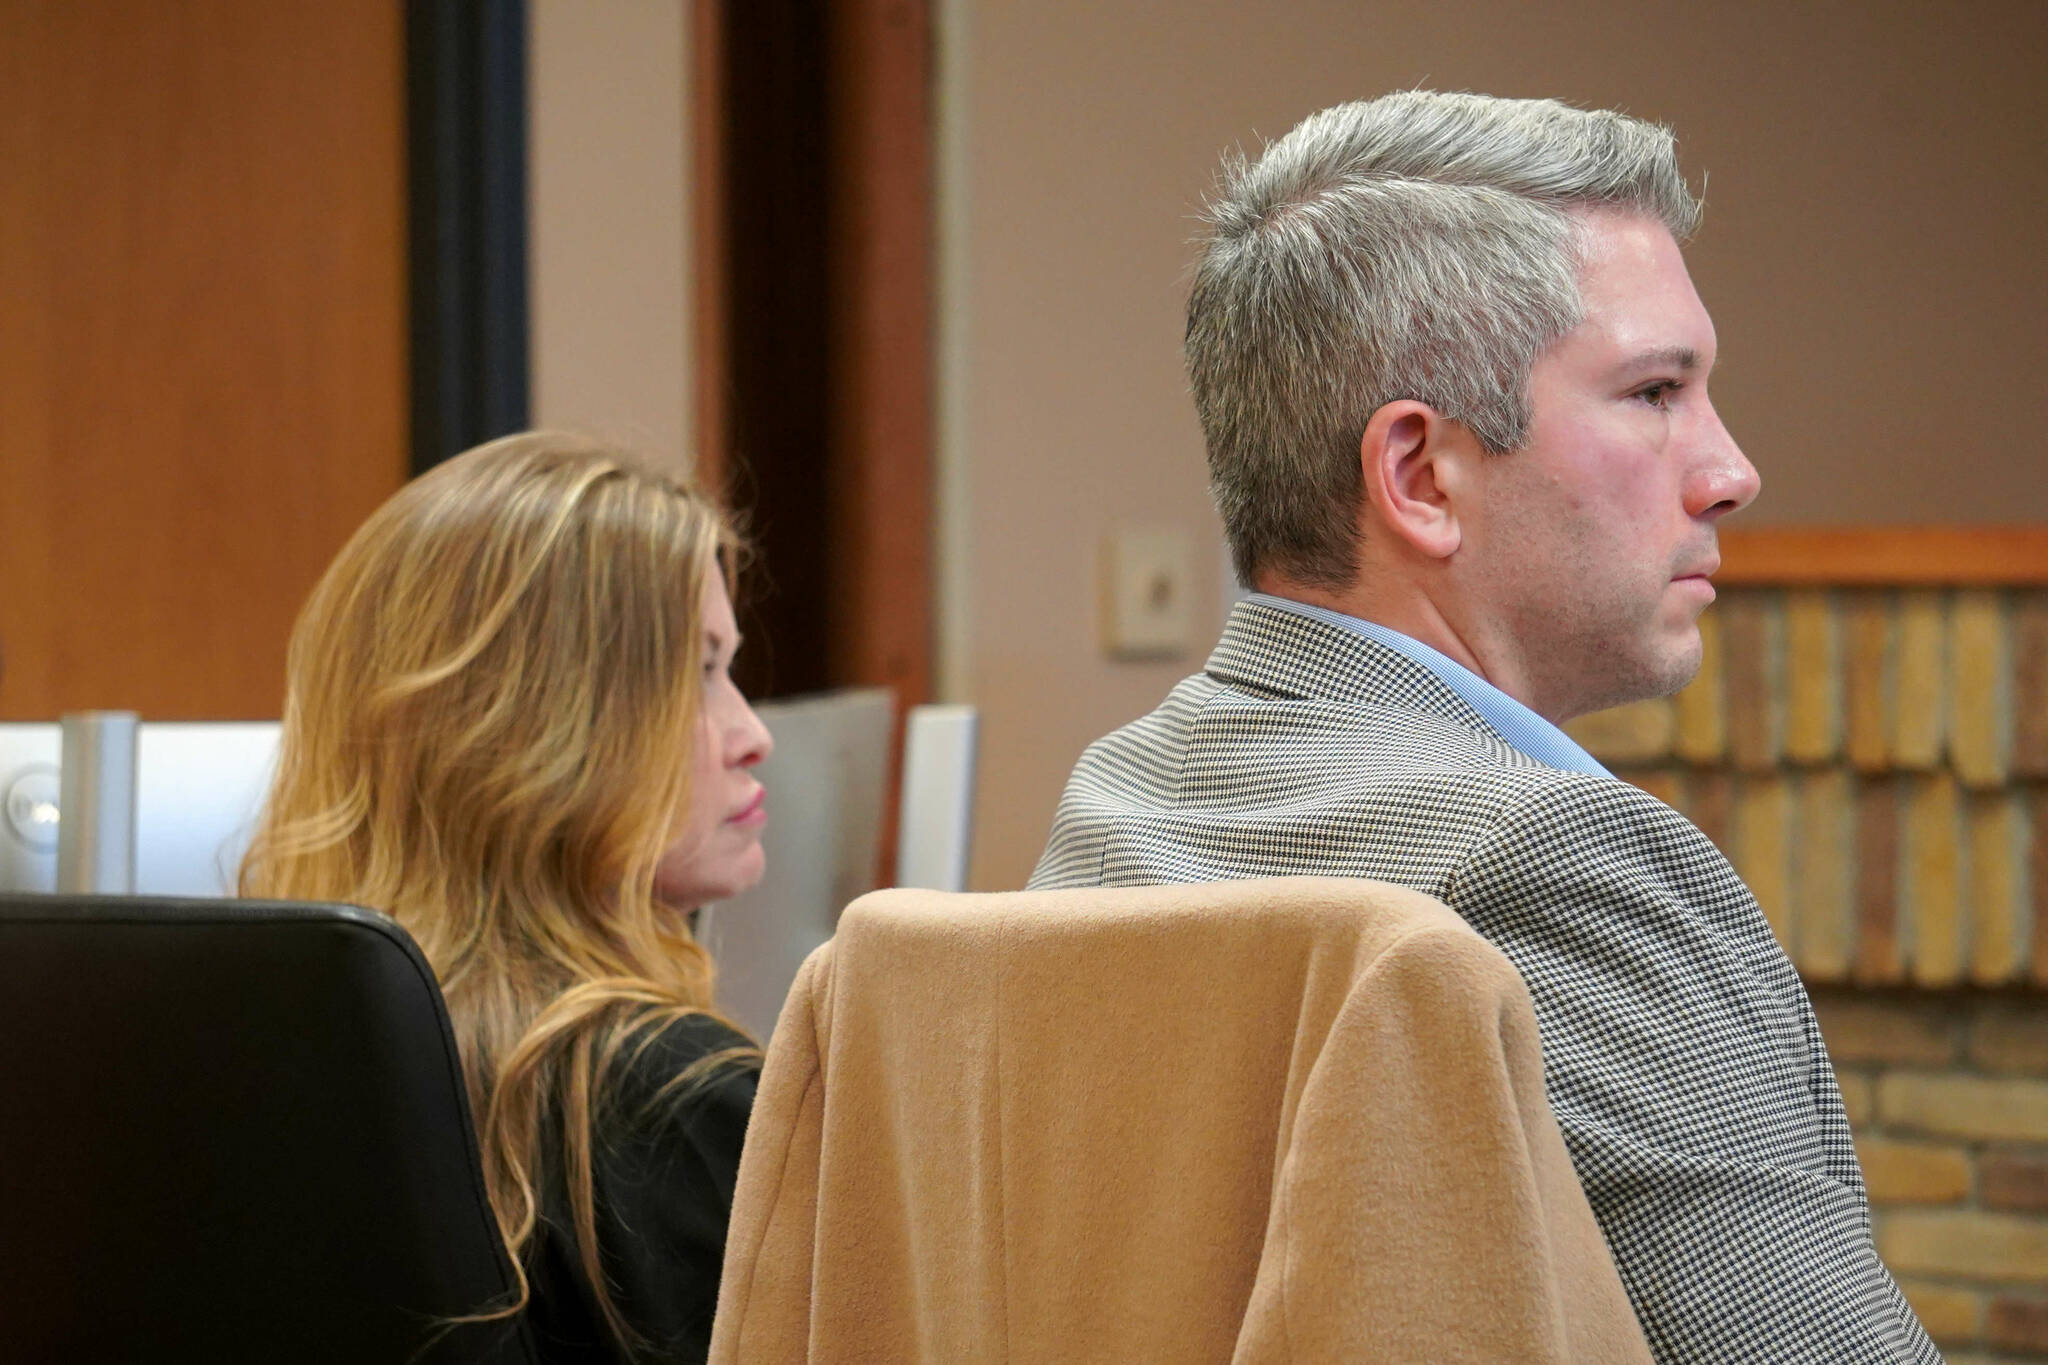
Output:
[1358, 400, 1474, 561]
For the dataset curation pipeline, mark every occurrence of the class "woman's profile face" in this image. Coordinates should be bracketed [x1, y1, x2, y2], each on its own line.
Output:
[653, 569, 774, 908]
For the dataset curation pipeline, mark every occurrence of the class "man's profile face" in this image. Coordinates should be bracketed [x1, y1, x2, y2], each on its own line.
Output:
[1459, 209, 1759, 722]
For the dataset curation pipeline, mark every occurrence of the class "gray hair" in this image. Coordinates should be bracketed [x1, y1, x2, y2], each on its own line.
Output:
[1189, 91, 1701, 589]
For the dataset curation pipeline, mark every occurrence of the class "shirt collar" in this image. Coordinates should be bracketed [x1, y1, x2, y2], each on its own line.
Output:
[1242, 593, 1613, 779]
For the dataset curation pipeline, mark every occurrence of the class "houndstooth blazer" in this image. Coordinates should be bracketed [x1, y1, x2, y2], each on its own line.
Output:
[1030, 600, 1937, 1365]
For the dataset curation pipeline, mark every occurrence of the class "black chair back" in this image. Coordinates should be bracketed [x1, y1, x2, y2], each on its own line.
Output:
[0, 894, 537, 1363]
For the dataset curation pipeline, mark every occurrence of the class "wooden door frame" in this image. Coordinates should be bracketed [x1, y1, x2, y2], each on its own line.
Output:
[692, 0, 931, 711]
[692, 0, 934, 877]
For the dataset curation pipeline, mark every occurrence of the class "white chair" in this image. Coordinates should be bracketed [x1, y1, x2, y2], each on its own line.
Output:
[894, 703, 978, 893]
[0, 721, 281, 896]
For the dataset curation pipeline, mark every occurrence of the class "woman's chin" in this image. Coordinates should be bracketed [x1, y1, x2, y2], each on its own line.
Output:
[655, 848, 768, 910]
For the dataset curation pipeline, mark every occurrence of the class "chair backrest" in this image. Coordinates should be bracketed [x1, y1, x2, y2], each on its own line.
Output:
[710, 879, 1651, 1364]
[893, 703, 978, 892]
[0, 720, 282, 895]
[0, 894, 537, 1363]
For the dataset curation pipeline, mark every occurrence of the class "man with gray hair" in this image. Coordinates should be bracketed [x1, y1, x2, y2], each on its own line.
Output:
[1031, 92, 1935, 1361]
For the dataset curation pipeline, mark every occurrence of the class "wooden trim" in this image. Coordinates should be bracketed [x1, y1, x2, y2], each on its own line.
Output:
[825, 0, 935, 883]
[825, 0, 933, 711]
[696, 0, 933, 881]
[687, 0, 728, 495]
[1716, 527, 2048, 586]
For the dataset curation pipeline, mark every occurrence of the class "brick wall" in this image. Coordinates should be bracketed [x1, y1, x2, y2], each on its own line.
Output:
[1567, 587, 2048, 1361]
[1817, 990, 2048, 1361]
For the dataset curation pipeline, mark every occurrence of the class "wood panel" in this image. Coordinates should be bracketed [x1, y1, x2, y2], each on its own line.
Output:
[708, 0, 834, 702]
[0, 0, 408, 719]
[689, 0, 730, 498]
[1719, 528, 2048, 587]
[700, 0, 932, 715]
[824, 0, 934, 710]
[695, 0, 933, 881]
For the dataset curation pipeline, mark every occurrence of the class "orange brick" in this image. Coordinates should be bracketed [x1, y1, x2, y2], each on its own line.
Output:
[1950, 589, 2010, 788]
[1687, 770, 1733, 857]
[1813, 996, 1957, 1066]
[1566, 698, 1675, 764]
[1675, 606, 1726, 764]
[1903, 773, 1963, 987]
[2034, 792, 2048, 987]
[1623, 768, 1684, 810]
[1988, 1293, 2048, 1356]
[1793, 771, 1854, 981]
[1983, 1149, 2048, 1215]
[1856, 1138, 1970, 1204]
[1723, 593, 1780, 772]
[1968, 794, 2025, 986]
[1783, 588, 1841, 764]
[2013, 594, 2048, 777]
[1970, 1000, 2048, 1075]
[1838, 1070, 1875, 1128]
[1734, 775, 1793, 949]
[1845, 592, 1893, 773]
[1892, 590, 1947, 770]
[1855, 779, 1904, 984]
[1898, 1279, 1983, 1346]
[1878, 1209, 2048, 1281]
[1879, 1072, 2048, 1143]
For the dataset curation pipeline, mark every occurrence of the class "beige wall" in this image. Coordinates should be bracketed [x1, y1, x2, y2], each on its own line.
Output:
[527, 0, 691, 471]
[946, 0, 2048, 888]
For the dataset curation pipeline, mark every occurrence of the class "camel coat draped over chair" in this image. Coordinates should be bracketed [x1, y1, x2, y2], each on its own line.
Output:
[708, 877, 1652, 1364]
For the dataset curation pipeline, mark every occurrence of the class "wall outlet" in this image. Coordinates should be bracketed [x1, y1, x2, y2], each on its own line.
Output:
[1101, 525, 1194, 659]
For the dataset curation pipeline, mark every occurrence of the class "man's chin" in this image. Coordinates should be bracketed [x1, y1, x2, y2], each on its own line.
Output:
[1631, 633, 1705, 705]
[1564, 637, 1701, 721]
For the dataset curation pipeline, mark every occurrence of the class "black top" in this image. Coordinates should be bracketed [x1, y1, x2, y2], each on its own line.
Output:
[524, 1014, 758, 1364]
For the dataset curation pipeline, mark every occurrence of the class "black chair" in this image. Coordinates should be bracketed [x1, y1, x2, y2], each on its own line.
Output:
[0, 895, 538, 1363]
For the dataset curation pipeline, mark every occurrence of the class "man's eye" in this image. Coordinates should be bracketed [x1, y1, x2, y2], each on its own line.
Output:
[1635, 382, 1679, 409]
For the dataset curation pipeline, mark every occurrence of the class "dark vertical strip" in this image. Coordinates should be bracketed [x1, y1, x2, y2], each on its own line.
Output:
[406, 0, 530, 472]
[718, 0, 833, 700]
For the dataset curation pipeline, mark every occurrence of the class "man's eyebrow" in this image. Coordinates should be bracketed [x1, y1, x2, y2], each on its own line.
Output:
[1619, 345, 1701, 373]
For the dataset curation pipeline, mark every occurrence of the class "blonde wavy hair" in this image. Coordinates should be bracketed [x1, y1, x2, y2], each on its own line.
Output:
[240, 432, 756, 1355]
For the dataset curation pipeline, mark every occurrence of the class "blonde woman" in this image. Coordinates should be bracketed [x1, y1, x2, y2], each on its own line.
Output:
[241, 432, 773, 1362]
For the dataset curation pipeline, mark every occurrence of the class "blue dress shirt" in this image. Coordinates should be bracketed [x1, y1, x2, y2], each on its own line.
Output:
[1244, 593, 1613, 779]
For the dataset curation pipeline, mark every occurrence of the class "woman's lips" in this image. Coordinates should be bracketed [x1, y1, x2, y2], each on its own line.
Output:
[727, 787, 767, 826]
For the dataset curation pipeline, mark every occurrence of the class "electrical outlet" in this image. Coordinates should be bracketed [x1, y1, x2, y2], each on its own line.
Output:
[1101, 525, 1194, 659]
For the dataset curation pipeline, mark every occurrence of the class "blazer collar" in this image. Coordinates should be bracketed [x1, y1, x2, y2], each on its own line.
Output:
[1206, 598, 1511, 745]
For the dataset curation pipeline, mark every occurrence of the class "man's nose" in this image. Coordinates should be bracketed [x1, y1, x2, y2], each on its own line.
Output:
[1687, 405, 1760, 519]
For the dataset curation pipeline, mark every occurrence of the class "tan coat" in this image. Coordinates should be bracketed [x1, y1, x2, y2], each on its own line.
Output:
[708, 877, 1652, 1363]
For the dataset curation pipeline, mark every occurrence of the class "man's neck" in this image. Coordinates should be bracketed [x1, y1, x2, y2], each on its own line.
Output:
[1256, 576, 1477, 668]
[1255, 575, 1561, 721]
